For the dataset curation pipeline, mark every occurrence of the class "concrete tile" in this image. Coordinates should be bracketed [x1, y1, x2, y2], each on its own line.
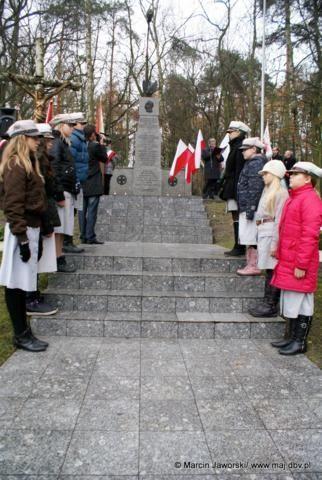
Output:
[108, 296, 142, 312]
[176, 298, 209, 312]
[143, 258, 172, 272]
[0, 372, 39, 398]
[112, 275, 143, 290]
[143, 275, 174, 291]
[139, 431, 212, 475]
[141, 357, 187, 377]
[174, 276, 205, 292]
[104, 321, 141, 338]
[251, 322, 285, 339]
[79, 274, 110, 289]
[67, 320, 103, 337]
[29, 374, 88, 401]
[31, 317, 67, 336]
[239, 374, 299, 401]
[140, 398, 202, 431]
[271, 430, 322, 472]
[177, 312, 214, 322]
[178, 323, 215, 339]
[198, 399, 264, 431]
[253, 399, 319, 430]
[0, 429, 72, 474]
[86, 375, 140, 401]
[76, 399, 139, 431]
[74, 295, 107, 312]
[141, 376, 194, 401]
[215, 323, 250, 339]
[190, 376, 247, 401]
[142, 297, 175, 313]
[83, 256, 113, 271]
[209, 298, 243, 313]
[141, 322, 178, 339]
[62, 431, 139, 475]
[0, 397, 25, 429]
[94, 357, 140, 377]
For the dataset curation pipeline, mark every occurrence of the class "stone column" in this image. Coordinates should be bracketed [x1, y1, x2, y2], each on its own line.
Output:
[132, 97, 162, 196]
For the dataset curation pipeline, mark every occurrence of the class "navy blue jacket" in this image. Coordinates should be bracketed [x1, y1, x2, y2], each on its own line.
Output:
[237, 154, 265, 220]
[70, 128, 89, 183]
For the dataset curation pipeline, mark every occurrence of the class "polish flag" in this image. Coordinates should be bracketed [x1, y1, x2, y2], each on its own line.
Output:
[45, 99, 54, 124]
[185, 144, 195, 184]
[169, 139, 188, 179]
[263, 123, 272, 159]
[96, 98, 104, 134]
[194, 130, 206, 170]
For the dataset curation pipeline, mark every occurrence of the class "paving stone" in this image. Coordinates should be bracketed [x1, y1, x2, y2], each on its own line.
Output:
[48, 273, 79, 289]
[142, 297, 175, 313]
[215, 323, 250, 339]
[140, 398, 202, 431]
[64, 255, 84, 269]
[209, 298, 243, 313]
[61, 431, 139, 475]
[198, 399, 264, 431]
[79, 274, 111, 289]
[205, 276, 235, 292]
[178, 323, 215, 339]
[45, 294, 74, 311]
[139, 475, 216, 480]
[177, 312, 214, 322]
[31, 317, 67, 336]
[104, 321, 141, 338]
[139, 431, 212, 475]
[94, 357, 140, 377]
[0, 372, 39, 398]
[172, 258, 201, 272]
[251, 322, 285, 339]
[0, 397, 25, 429]
[0, 429, 72, 475]
[67, 320, 104, 337]
[140, 339, 181, 358]
[206, 430, 285, 473]
[143, 274, 174, 291]
[190, 376, 247, 401]
[112, 275, 142, 290]
[271, 430, 322, 472]
[176, 297, 209, 312]
[200, 259, 231, 273]
[83, 256, 113, 271]
[108, 296, 142, 312]
[174, 276, 205, 292]
[86, 375, 140, 401]
[285, 374, 322, 398]
[185, 356, 232, 377]
[114, 257, 143, 272]
[29, 374, 88, 401]
[44, 351, 98, 378]
[76, 398, 139, 431]
[141, 312, 176, 321]
[74, 295, 107, 312]
[253, 398, 319, 430]
[141, 376, 193, 401]
[11, 398, 81, 430]
[141, 357, 187, 377]
[141, 322, 178, 339]
[143, 258, 172, 272]
[239, 374, 299, 401]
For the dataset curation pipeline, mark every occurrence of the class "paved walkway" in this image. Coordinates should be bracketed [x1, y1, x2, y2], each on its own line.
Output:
[0, 336, 321, 478]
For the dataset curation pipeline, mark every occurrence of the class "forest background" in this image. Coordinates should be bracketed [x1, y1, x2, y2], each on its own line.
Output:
[0, 0, 320, 168]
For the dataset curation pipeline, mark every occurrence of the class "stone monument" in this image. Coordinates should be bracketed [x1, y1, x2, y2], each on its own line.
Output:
[132, 97, 162, 195]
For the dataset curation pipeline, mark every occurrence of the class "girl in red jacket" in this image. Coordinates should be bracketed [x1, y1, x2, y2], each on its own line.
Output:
[271, 162, 322, 355]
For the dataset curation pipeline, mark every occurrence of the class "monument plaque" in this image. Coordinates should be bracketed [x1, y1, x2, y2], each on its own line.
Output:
[132, 97, 162, 195]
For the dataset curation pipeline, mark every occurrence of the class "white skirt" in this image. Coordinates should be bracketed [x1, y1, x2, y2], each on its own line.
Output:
[38, 234, 57, 273]
[226, 199, 238, 212]
[257, 223, 277, 270]
[54, 191, 75, 236]
[280, 290, 314, 318]
[239, 212, 257, 246]
[0, 224, 39, 292]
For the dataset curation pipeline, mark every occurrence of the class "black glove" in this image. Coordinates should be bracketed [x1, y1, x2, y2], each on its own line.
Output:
[19, 242, 31, 263]
[246, 211, 255, 221]
[38, 236, 43, 261]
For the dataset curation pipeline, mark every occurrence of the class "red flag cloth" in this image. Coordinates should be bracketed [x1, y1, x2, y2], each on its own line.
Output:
[169, 139, 189, 179]
[194, 130, 206, 170]
[185, 144, 195, 184]
[45, 100, 54, 124]
[96, 98, 104, 134]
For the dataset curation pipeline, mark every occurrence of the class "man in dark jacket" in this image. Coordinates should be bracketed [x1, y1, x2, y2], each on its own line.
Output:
[202, 138, 224, 199]
[220, 120, 251, 256]
[81, 124, 106, 244]
[272, 146, 283, 160]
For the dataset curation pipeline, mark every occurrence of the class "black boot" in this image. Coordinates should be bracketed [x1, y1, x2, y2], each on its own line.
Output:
[279, 315, 312, 355]
[224, 222, 246, 257]
[271, 317, 297, 348]
[26, 327, 49, 348]
[57, 255, 76, 273]
[14, 328, 47, 352]
[63, 235, 84, 254]
[249, 281, 280, 318]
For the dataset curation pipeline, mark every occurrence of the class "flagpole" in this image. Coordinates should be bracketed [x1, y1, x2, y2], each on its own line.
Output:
[260, 0, 266, 141]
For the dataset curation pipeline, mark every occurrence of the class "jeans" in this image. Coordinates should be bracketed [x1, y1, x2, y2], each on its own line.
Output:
[81, 195, 100, 242]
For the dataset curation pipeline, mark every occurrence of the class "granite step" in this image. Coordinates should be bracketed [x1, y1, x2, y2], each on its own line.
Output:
[43, 287, 263, 314]
[47, 270, 264, 293]
[31, 310, 285, 339]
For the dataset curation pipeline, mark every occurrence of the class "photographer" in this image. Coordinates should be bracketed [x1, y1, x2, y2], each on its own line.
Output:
[81, 125, 106, 244]
[202, 138, 224, 199]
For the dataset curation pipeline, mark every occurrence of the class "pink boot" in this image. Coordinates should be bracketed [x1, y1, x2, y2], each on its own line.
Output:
[237, 247, 261, 276]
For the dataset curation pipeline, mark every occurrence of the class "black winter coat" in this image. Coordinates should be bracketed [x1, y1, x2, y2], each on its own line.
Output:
[237, 154, 265, 220]
[202, 147, 223, 180]
[220, 136, 245, 201]
[49, 130, 77, 194]
[82, 141, 106, 197]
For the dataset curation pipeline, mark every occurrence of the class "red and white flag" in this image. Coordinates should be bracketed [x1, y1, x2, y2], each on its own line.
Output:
[194, 129, 206, 170]
[96, 98, 104, 134]
[263, 123, 272, 159]
[169, 139, 188, 179]
[185, 144, 195, 184]
[45, 99, 54, 124]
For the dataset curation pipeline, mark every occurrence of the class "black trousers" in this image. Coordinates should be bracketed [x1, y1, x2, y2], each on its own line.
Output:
[203, 179, 220, 198]
[5, 288, 28, 336]
[104, 174, 113, 195]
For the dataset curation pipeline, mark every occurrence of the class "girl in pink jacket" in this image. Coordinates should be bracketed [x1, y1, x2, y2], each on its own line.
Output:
[271, 162, 322, 355]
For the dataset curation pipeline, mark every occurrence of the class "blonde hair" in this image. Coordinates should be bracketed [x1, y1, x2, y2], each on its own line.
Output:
[0, 135, 44, 181]
[263, 175, 284, 217]
[55, 124, 71, 145]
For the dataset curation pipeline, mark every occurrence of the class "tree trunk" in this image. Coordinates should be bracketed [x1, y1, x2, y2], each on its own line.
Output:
[85, 0, 94, 123]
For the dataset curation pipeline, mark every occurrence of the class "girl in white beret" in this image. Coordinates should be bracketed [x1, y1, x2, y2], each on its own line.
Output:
[248, 160, 289, 318]
[0, 120, 49, 351]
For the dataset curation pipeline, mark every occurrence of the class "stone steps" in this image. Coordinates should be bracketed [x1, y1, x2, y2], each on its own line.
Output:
[31, 310, 284, 339]
[48, 270, 264, 293]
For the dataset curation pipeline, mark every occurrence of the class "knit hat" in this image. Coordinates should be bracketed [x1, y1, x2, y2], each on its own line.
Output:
[226, 121, 251, 134]
[239, 137, 265, 150]
[50, 113, 77, 127]
[37, 123, 54, 139]
[288, 161, 322, 178]
[7, 120, 40, 138]
[259, 160, 286, 179]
